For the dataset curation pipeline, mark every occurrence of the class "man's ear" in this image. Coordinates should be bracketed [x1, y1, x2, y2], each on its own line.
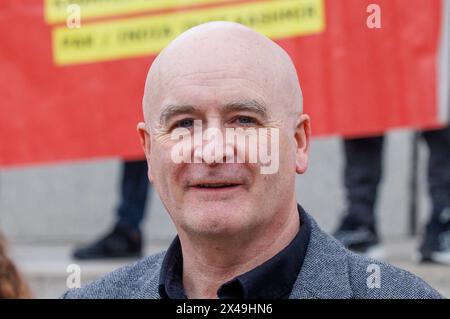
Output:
[294, 114, 311, 174]
[137, 122, 153, 182]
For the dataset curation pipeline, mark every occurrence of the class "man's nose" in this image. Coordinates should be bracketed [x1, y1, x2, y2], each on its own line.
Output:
[192, 123, 235, 164]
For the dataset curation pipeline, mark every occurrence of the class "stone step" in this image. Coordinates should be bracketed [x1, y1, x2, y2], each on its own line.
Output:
[9, 238, 450, 299]
[11, 242, 170, 299]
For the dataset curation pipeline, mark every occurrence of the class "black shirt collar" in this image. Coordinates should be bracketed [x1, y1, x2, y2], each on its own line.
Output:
[159, 204, 311, 299]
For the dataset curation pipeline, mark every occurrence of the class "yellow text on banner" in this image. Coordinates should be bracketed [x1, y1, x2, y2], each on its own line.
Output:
[52, 0, 325, 66]
[44, 0, 236, 24]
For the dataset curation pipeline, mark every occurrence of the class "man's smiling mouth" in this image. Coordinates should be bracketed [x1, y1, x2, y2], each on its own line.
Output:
[188, 181, 245, 191]
[196, 183, 240, 188]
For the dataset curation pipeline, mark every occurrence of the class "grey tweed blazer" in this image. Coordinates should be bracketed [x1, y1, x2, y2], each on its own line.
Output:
[62, 212, 442, 299]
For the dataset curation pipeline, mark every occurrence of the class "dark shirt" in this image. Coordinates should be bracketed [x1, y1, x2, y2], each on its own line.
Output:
[158, 204, 311, 299]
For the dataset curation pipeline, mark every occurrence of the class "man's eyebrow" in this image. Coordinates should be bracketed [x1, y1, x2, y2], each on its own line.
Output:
[159, 104, 200, 125]
[159, 100, 268, 124]
[223, 100, 268, 118]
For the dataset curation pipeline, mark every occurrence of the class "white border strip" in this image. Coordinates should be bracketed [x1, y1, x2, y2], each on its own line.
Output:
[438, 0, 450, 124]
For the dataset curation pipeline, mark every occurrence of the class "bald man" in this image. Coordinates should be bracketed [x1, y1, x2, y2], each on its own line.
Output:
[63, 22, 441, 299]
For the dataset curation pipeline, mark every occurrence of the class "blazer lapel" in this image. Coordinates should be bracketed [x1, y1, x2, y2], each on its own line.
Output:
[290, 212, 353, 299]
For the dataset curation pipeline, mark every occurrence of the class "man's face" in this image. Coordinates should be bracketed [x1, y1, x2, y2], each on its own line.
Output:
[139, 25, 309, 238]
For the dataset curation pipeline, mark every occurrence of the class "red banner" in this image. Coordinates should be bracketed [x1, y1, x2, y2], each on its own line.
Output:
[0, 0, 445, 167]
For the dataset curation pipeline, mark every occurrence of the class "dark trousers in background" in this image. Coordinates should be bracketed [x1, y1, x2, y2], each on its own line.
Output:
[343, 125, 450, 234]
[116, 160, 150, 233]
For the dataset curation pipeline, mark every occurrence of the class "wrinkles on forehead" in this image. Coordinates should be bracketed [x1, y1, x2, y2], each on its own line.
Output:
[142, 22, 302, 127]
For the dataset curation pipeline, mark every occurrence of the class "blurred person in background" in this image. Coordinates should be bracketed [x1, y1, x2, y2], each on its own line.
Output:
[333, 125, 450, 264]
[0, 232, 30, 298]
[73, 160, 151, 260]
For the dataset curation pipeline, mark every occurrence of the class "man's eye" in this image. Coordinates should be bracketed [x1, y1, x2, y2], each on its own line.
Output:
[235, 116, 256, 125]
[176, 119, 194, 128]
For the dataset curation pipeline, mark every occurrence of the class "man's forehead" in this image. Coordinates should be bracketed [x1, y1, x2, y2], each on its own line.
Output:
[143, 22, 302, 121]
[156, 45, 272, 89]
[149, 65, 271, 118]
[164, 69, 268, 98]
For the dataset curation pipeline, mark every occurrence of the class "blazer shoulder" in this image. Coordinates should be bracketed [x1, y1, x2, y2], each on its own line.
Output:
[291, 210, 442, 299]
[61, 251, 165, 299]
[346, 252, 442, 299]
